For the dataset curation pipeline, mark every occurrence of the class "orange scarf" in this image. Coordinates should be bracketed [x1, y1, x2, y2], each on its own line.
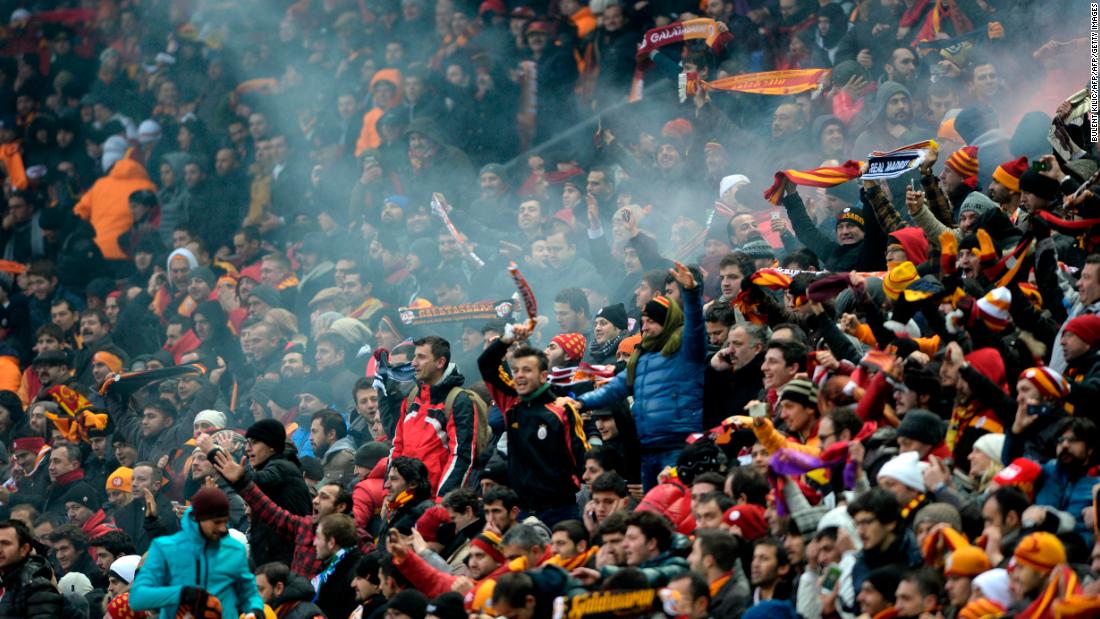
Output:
[1019, 565, 1080, 619]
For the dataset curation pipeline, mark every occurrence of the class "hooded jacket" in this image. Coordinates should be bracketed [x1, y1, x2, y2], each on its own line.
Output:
[269, 572, 325, 619]
[391, 364, 477, 495]
[579, 285, 705, 450]
[0, 554, 62, 619]
[887, 227, 928, 265]
[129, 506, 264, 619]
[73, 158, 157, 260]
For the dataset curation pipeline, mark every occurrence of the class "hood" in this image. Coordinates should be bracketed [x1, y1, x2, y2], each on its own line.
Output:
[888, 227, 928, 265]
[369, 456, 388, 479]
[162, 152, 192, 176]
[873, 81, 911, 120]
[271, 571, 317, 606]
[811, 114, 845, 142]
[370, 68, 404, 108]
[327, 435, 356, 456]
[404, 117, 448, 147]
[965, 348, 1007, 393]
[108, 158, 152, 182]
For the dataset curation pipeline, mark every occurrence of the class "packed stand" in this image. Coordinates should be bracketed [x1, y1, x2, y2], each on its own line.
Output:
[0, 0, 1096, 618]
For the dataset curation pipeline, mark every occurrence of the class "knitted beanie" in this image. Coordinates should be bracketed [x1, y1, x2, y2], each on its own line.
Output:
[643, 296, 672, 326]
[945, 544, 992, 577]
[992, 156, 1028, 192]
[897, 409, 945, 446]
[1013, 532, 1066, 573]
[836, 207, 865, 230]
[1018, 367, 1070, 401]
[882, 261, 919, 301]
[945, 145, 979, 179]
[551, 333, 588, 364]
[190, 487, 231, 521]
[778, 379, 818, 409]
[245, 418, 287, 453]
[1064, 314, 1100, 347]
[975, 287, 1012, 331]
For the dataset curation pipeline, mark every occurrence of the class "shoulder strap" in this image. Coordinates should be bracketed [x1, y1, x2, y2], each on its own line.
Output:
[443, 386, 464, 415]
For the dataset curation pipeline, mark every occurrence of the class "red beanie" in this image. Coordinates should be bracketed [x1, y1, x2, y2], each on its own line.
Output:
[189, 487, 230, 521]
[724, 504, 768, 541]
[551, 333, 588, 365]
[945, 146, 979, 179]
[415, 506, 452, 543]
[1064, 314, 1100, 347]
[965, 348, 1007, 393]
[993, 156, 1028, 193]
[12, 437, 44, 454]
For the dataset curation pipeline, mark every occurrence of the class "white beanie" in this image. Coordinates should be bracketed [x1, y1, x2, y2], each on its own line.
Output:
[137, 119, 162, 145]
[58, 571, 93, 596]
[109, 554, 142, 584]
[971, 433, 1005, 466]
[719, 174, 750, 198]
[877, 451, 928, 492]
[194, 409, 228, 430]
[816, 505, 862, 551]
[101, 135, 128, 172]
[972, 568, 1012, 609]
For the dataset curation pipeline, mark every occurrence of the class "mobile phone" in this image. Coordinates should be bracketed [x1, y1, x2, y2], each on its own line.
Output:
[1026, 403, 1053, 417]
[170, 501, 181, 510]
[770, 212, 782, 221]
[749, 402, 767, 419]
[822, 564, 842, 593]
[1031, 160, 1051, 172]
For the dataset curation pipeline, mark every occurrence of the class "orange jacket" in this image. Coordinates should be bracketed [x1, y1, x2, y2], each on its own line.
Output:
[74, 158, 157, 260]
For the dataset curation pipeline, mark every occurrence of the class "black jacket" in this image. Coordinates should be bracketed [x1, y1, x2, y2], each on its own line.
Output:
[0, 555, 62, 619]
[270, 571, 326, 619]
[250, 453, 312, 567]
[111, 492, 180, 554]
[478, 339, 588, 509]
[315, 548, 363, 619]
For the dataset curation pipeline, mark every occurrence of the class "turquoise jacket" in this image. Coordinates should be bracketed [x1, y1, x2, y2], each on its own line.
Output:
[129, 507, 263, 619]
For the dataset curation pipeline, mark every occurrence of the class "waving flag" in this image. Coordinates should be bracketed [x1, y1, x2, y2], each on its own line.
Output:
[679, 68, 830, 102]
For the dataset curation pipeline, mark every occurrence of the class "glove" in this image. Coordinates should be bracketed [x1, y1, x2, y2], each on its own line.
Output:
[939, 231, 957, 276]
[976, 229, 1004, 280]
[177, 586, 221, 619]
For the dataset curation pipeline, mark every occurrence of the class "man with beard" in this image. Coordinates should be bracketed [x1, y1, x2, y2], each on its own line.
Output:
[749, 538, 793, 603]
[1005, 417, 1099, 544]
[131, 487, 264, 619]
[882, 47, 918, 87]
[852, 82, 921, 164]
[1007, 532, 1072, 618]
[988, 156, 1026, 221]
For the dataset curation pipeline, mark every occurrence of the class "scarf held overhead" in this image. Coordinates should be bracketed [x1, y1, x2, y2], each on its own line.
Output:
[763, 160, 864, 204]
[678, 68, 830, 102]
[862, 140, 938, 180]
[629, 18, 733, 101]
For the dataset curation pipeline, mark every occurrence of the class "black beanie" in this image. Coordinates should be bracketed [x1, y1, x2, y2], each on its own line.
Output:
[245, 418, 287, 453]
[642, 296, 671, 326]
[355, 442, 392, 469]
[62, 482, 101, 512]
[1019, 169, 1061, 201]
[426, 592, 466, 619]
[387, 590, 428, 619]
[595, 303, 628, 330]
[896, 409, 945, 446]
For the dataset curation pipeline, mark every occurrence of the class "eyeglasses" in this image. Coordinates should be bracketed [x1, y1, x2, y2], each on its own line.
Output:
[1056, 435, 1082, 444]
[853, 517, 878, 528]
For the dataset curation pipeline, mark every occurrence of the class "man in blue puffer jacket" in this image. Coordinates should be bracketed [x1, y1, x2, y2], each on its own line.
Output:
[565, 262, 705, 489]
[130, 487, 265, 619]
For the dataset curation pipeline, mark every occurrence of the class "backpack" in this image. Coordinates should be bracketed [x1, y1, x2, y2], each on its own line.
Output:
[405, 386, 491, 462]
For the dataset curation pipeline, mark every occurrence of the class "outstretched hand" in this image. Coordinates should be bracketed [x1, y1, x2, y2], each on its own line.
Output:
[212, 452, 246, 484]
[669, 261, 697, 290]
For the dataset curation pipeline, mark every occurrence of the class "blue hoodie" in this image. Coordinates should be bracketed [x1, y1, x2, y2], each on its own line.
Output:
[129, 507, 263, 619]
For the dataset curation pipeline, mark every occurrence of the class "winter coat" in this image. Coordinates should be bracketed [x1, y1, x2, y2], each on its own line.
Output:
[0, 555, 63, 619]
[111, 490, 180, 554]
[352, 458, 387, 533]
[319, 434, 357, 483]
[1034, 460, 1099, 545]
[129, 506, 264, 619]
[73, 158, 157, 260]
[850, 529, 922, 596]
[391, 365, 477, 495]
[580, 285, 706, 450]
[315, 548, 363, 619]
[598, 551, 689, 587]
[248, 453, 313, 568]
[41, 469, 87, 517]
[269, 572, 325, 619]
[479, 339, 589, 508]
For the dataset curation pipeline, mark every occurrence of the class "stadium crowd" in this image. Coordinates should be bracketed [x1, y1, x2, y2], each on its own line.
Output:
[0, 0, 1094, 618]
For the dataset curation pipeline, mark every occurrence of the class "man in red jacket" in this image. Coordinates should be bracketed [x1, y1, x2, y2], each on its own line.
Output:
[389, 336, 477, 495]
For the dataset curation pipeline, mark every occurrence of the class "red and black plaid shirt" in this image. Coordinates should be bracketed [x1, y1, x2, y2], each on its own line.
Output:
[239, 480, 322, 577]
